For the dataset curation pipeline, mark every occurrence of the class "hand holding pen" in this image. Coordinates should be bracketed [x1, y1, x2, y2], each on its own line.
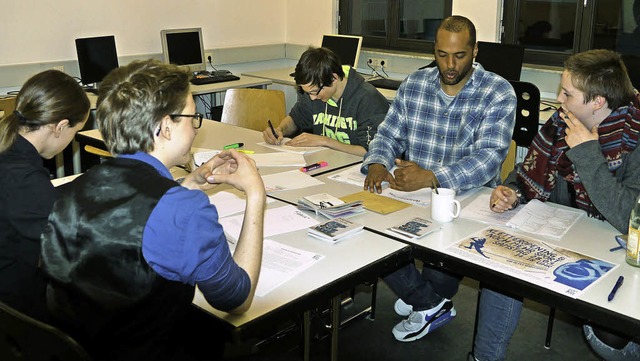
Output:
[264, 119, 282, 145]
[490, 185, 517, 213]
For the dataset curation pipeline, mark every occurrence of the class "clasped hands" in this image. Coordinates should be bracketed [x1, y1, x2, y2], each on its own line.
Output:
[182, 150, 264, 194]
[364, 159, 437, 193]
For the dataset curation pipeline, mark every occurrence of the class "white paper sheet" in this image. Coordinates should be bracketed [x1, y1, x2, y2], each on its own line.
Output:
[248, 152, 306, 167]
[255, 239, 324, 297]
[208, 189, 275, 218]
[261, 170, 325, 193]
[219, 204, 320, 241]
[257, 138, 325, 154]
[507, 199, 583, 238]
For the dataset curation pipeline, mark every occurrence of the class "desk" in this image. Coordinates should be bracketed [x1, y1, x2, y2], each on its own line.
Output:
[75, 120, 362, 175]
[267, 171, 640, 337]
[192, 200, 411, 360]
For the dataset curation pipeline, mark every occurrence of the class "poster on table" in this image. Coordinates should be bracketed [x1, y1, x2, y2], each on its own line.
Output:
[446, 227, 616, 298]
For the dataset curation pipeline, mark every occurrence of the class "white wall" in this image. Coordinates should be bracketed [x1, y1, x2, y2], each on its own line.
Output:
[0, 0, 287, 66]
[0, 0, 503, 66]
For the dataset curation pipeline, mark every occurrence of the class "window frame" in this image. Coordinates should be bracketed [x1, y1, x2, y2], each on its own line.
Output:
[338, 0, 453, 53]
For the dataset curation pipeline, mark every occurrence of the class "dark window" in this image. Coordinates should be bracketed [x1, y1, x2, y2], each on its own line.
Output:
[502, 0, 640, 67]
[338, 0, 453, 53]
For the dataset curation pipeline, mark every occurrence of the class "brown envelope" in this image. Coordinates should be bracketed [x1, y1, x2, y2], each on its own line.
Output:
[340, 191, 411, 215]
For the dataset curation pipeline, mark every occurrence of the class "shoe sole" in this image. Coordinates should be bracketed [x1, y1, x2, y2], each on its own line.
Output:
[392, 307, 457, 342]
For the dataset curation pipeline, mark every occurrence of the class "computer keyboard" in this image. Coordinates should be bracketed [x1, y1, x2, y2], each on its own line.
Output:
[190, 73, 240, 85]
[367, 78, 403, 90]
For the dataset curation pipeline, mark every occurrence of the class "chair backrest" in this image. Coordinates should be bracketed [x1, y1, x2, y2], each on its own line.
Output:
[476, 41, 525, 81]
[509, 80, 540, 148]
[501, 140, 517, 182]
[0, 301, 91, 361]
[0, 96, 17, 119]
[220, 88, 286, 131]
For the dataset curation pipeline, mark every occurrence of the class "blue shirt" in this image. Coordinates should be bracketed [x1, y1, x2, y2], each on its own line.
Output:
[362, 63, 516, 191]
[120, 152, 250, 311]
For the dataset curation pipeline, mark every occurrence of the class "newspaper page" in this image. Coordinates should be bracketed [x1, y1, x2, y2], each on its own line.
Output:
[446, 227, 616, 298]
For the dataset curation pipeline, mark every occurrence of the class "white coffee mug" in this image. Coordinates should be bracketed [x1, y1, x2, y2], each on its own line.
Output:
[431, 188, 461, 223]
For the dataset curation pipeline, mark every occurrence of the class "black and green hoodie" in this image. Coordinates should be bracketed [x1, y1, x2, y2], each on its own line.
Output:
[289, 67, 389, 150]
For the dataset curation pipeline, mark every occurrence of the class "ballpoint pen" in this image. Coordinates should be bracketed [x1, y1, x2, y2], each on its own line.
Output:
[608, 275, 624, 301]
[267, 119, 279, 144]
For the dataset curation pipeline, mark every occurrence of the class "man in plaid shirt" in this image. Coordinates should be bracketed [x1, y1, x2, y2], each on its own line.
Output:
[362, 15, 516, 343]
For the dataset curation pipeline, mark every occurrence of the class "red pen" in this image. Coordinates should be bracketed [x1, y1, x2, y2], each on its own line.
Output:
[300, 161, 328, 172]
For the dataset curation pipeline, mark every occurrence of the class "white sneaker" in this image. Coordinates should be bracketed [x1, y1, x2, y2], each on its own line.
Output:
[393, 298, 413, 316]
[392, 299, 456, 342]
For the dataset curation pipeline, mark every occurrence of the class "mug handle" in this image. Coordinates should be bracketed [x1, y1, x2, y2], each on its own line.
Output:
[451, 200, 461, 218]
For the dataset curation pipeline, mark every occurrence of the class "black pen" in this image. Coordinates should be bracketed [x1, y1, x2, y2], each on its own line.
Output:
[608, 275, 624, 301]
[267, 119, 279, 144]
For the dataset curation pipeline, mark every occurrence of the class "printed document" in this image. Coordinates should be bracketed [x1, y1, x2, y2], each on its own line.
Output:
[261, 170, 325, 193]
[255, 239, 324, 297]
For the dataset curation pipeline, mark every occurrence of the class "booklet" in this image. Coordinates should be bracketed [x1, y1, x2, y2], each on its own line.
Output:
[386, 217, 440, 241]
[307, 218, 364, 243]
[298, 193, 365, 219]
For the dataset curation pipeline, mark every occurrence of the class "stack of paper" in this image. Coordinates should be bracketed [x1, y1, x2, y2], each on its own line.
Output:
[308, 218, 364, 243]
[297, 193, 365, 219]
[386, 217, 440, 241]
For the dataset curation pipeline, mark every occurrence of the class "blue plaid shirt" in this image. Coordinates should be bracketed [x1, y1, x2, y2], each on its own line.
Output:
[362, 63, 516, 191]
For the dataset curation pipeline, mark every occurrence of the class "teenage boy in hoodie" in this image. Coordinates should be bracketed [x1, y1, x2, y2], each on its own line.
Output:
[262, 47, 389, 157]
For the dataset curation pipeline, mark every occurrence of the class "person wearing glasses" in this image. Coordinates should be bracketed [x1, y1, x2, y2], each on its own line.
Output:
[40, 60, 266, 361]
[0, 70, 89, 321]
[262, 46, 389, 156]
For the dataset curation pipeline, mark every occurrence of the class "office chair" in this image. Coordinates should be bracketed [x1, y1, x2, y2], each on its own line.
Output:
[0, 301, 91, 361]
[221, 88, 286, 132]
[509, 80, 540, 148]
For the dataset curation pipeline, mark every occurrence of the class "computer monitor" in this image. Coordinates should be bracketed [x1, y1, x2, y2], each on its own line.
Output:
[160, 28, 206, 73]
[475, 41, 525, 81]
[75, 35, 119, 88]
[321, 34, 363, 67]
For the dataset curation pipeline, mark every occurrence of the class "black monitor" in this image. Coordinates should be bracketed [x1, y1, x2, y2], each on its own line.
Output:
[475, 41, 525, 81]
[161, 28, 206, 73]
[321, 34, 363, 67]
[75, 35, 119, 88]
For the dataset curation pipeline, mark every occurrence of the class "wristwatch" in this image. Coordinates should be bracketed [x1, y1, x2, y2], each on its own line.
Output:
[511, 188, 523, 209]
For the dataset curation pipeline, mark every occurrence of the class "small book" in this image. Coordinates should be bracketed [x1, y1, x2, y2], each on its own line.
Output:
[308, 218, 364, 243]
[386, 217, 440, 241]
[298, 193, 365, 219]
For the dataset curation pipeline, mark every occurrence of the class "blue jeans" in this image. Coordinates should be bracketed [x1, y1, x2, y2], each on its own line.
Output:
[584, 324, 640, 361]
[382, 262, 461, 311]
[473, 288, 523, 361]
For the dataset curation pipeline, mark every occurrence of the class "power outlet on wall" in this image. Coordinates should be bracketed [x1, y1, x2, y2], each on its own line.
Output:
[205, 52, 213, 64]
[367, 58, 388, 70]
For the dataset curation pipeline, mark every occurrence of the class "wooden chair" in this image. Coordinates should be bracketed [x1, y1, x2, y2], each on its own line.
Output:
[0, 301, 91, 361]
[220, 88, 286, 131]
[500, 140, 517, 182]
[0, 96, 17, 119]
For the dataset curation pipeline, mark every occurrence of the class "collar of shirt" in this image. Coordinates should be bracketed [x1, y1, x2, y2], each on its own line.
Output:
[118, 152, 172, 180]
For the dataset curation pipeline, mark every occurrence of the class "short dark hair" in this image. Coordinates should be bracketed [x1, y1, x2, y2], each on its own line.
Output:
[294, 47, 345, 92]
[96, 59, 190, 155]
[437, 15, 477, 47]
[564, 49, 635, 110]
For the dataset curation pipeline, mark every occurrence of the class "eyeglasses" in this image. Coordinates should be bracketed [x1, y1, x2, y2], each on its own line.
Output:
[298, 84, 325, 96]
[169, 113, 203, 129]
